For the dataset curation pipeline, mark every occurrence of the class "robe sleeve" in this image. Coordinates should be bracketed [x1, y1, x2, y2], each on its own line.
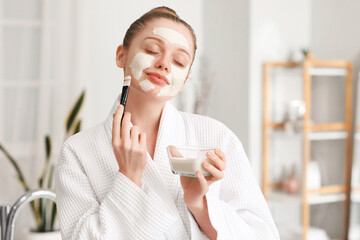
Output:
[55, 142, 178, 240]
[205, 132, 280, 240]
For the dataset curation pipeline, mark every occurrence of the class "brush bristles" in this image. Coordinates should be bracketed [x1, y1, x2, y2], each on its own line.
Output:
[123, 76, 131, 86]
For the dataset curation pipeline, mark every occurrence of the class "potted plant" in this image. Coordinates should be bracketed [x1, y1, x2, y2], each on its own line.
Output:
[0, 91, 85, 239]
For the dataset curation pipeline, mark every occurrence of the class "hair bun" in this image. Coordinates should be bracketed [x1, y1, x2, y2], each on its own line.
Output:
[148, 6, 180, 18]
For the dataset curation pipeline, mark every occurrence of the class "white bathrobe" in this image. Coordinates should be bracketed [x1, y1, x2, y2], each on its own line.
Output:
[55, 96, 279, 240]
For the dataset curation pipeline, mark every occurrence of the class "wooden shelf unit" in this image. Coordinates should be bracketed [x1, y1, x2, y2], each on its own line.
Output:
[261, 55, 353, 240]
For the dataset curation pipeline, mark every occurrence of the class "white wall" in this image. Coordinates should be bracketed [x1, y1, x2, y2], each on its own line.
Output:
[249, 0, 312, 182]
[203, 0, 250, 151]
[74, 0, 204, 128]
[311, 0, 360, 89]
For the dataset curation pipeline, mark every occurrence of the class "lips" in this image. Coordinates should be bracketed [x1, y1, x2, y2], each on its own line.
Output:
[146, 72, 169, 85]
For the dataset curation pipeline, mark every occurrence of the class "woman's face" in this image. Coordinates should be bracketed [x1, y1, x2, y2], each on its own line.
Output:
[117, 18, 195, 101]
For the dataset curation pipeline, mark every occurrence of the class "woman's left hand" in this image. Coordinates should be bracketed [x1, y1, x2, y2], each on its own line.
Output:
[180, 148, 226, 209]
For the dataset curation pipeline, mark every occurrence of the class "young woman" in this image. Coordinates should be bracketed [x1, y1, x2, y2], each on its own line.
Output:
[55, 6, 279, 240]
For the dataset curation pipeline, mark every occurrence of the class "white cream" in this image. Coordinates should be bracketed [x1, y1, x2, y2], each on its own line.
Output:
[153, 27, 189, 50]
[129, 52, 154, 80]
[158, 64, 189, 96]
[139, 79, 155, 92]
[170, 157, 211, 176]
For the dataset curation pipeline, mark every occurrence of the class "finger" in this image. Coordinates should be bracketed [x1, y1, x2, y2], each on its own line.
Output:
[206, 151, 226, 171]
[196, 170, 208, 187]
[112, 104, 124, 145]
[121, 112, 132, 141]
[215, 148, 226, 164]
[130, 126, 139, 146]
[202, 161, 224, 180]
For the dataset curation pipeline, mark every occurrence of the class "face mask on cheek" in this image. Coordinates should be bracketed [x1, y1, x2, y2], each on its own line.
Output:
[129, 52, 156, 92]
[158, 64, 189, 97]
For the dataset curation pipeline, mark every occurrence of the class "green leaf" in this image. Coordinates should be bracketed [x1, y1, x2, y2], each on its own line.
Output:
[45, 135, 51, 160]
[38, 136, 52, 188]
[47, 165, 55, 189]
[50, 203, 57, 231]
[66, 90, 85, 133]
[72, 120, 82, 135]
[0, 143, 30, 191]
[39, 198, 44, 231]
[32, 198, 42, 231]
[0, 144, 42, 230]
[302, 49, 309, 57]
[46, 165, 55, 231]
[1, 90, 87, 232]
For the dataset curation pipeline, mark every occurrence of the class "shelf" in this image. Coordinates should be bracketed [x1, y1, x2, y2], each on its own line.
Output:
[309, 131, 347, 140]
[262, 58, 353, 240]
[309, 67, 347, 76]
[309, 193, 346, 204]
[267, 122, 347, 131]
[310, 123, 346, 131]
[351, 192, 360, 203]
[268, 191, 346, 205]
[355, 132, 360, 141]
[268, 130, 348, 141]
[268, 131, 302, 138]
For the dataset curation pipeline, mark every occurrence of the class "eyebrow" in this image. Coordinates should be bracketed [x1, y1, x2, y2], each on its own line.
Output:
[143, 37, 191, 58]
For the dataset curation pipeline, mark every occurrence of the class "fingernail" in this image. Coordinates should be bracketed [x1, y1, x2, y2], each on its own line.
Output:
[203, 162, 209, 167]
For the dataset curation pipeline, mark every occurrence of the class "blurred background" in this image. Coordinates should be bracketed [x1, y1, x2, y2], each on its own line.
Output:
[0, 0, 359, 239]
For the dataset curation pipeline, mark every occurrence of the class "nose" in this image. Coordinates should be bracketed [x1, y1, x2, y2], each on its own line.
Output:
[154, 54, 171, 73]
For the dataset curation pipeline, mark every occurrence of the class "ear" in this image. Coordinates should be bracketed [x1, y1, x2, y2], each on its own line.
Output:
[116, 45, 127, 68]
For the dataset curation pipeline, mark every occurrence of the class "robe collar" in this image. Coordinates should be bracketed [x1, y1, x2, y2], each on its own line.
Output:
[104, 95, 186, 153]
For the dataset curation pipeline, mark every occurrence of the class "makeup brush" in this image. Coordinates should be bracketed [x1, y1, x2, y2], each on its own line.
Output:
[120, 76, 131, 121]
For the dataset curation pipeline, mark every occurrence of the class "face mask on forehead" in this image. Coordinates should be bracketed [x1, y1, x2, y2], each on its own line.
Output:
[152, 27, 189, 50]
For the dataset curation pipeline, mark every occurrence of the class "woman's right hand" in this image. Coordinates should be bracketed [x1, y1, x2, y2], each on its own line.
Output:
[112, 104, 147, 187]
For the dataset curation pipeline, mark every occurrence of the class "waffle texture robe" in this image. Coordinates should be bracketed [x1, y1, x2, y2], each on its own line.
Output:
[55, 96, 279, 240]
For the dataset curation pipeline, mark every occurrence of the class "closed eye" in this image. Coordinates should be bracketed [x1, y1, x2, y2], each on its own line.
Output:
[174, 60, 185, 68]
[145, 49, 159, 55]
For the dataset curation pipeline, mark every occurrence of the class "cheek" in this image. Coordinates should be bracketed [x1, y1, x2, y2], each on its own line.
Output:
[158, 65, 189, 97]
[129, 52, 154, 80]
[139, 80, 155, 92]
[171, 65, 188, 85]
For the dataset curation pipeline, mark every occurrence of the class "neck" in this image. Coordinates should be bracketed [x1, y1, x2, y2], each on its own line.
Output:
[124, 89, 165, 132]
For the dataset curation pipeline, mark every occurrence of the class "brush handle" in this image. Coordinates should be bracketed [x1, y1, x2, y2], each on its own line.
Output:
[120, 85, 130, 122]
